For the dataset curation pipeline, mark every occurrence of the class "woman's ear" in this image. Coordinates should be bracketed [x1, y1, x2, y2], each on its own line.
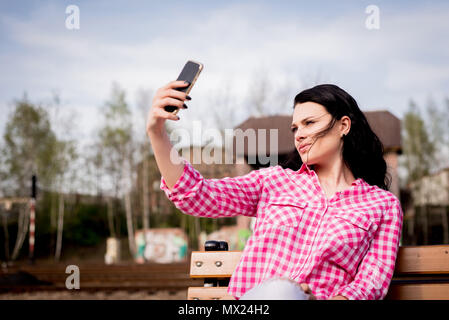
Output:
[340, 116, 351, 136]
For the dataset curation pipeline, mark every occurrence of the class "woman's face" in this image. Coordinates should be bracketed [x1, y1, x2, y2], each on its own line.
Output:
[291, 101, 350, 165]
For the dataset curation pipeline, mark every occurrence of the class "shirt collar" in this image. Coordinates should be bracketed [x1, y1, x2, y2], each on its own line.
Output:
[351, 178, 363, 186]
[298, 163, 366, 188]
[298, 162, 312, 174]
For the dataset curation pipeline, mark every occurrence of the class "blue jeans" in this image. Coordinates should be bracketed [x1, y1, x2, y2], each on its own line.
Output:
[239, 277, 311, 300]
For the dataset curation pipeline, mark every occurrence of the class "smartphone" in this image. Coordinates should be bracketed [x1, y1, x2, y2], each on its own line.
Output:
[164, 60, 204, 114]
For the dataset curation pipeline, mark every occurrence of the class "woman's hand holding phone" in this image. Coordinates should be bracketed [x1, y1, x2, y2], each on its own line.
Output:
[146, 80, 190, 135]
[146, 60, 202, 189]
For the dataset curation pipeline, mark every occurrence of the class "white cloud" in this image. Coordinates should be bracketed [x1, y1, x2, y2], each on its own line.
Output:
[385, 60, 449, 91]
[0, 1, 448, 140]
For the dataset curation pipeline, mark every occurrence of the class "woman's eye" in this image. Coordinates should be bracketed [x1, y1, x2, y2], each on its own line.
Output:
[291, 121, 314, 132]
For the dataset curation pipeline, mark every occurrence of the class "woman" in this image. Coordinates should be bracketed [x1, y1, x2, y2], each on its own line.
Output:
[146, 81, 403, 300]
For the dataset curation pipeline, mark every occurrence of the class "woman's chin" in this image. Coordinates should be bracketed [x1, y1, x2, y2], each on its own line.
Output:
[300, 155, 315, 164]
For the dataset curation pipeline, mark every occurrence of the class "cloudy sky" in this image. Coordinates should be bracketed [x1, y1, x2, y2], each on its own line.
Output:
[1, 0, 448, 145]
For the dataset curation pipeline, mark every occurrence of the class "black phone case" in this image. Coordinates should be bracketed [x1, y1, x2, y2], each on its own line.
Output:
[164, 61, 202, 113]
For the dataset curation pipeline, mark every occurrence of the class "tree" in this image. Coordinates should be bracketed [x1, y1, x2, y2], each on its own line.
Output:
[400, 97, 449, 245]
[1, 95, 60, 195]
[424, 96, 449, 172]
[401, 100, 436, 186]
[1, 94, 77, 261]
[209, 79, 240, 131]
[97, 83, 136, 256]
[45, 94, 78, 261]
[246, 68, 274, 117]
[246, 68, 300, 116]
[135, 88, 154, 258]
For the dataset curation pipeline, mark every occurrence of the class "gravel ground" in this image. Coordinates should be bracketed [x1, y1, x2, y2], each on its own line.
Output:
[0, 290, 187, 300]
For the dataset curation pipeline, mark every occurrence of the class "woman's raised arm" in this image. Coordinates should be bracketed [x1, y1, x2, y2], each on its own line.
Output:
[160, 160, 268, 218]
[147, 80, 268, 218]
[146, 80, 190, 190]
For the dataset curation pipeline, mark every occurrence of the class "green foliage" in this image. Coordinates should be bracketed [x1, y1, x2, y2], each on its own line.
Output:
[0, 95, 78, 197]
[63, 203, 109, 246]
[96, 83, 134, 238]
[1, 96, 58, 195]
[98, 83, 133, 177]
[37, 192, 114, 250]
[402, 100, 436, 185]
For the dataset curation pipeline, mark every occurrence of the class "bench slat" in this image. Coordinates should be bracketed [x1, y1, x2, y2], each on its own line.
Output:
[187, 287, 235, 300]
[386, 283, 449, 300]
[190, 251, 242, 278]
[187, 284, 449, 300]
[190, 246, 449, 277]
[394, 245, 449, 274]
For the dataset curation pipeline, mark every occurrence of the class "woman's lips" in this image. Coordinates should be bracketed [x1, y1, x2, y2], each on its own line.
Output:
[299, 144, 311, 153]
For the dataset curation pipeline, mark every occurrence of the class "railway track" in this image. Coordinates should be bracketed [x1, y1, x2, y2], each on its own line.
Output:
[0, 261, 201, 294]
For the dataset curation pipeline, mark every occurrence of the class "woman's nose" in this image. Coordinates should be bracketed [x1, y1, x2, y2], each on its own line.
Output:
[295, 130, 306, 142]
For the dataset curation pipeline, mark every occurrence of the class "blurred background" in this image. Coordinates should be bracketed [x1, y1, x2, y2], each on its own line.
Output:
[0, 0, 448, 299]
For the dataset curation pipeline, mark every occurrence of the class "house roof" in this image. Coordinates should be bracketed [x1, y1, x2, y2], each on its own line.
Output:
[233, 110, 402, 156]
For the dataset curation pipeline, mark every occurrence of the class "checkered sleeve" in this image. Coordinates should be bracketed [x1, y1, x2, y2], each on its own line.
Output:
[160, 158, 266, 218]
[332, 198, 404, 300]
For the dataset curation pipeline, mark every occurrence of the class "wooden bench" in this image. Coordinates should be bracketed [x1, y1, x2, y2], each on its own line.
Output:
[187, 245, 449, 300]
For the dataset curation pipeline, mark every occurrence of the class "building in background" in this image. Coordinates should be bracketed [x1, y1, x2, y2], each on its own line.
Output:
[406, 168, 449, 245]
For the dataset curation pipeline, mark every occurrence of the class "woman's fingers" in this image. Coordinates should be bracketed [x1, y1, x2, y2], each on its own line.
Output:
[147, 82, 189, 133]
[154, 107, 180, 121]
[300, 283, 312, 294]
[300, 283, 316, 300]
[154, 81, 191, 112]
[160, 88, 189, 101]
[157, 97, 184, 109]
[164, 80, 190, 90]
[300, 283, 308, 292]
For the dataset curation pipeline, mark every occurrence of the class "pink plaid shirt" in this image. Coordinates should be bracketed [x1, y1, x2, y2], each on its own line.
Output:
[160, 158, 403, 300]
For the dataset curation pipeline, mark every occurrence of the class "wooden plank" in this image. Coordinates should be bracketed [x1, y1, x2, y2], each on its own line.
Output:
[395, 245, 449, 274]
[190, 246, 449, 277]
[386, 283, 449, 300]
[190, 251, 242, 278]
[187, 287, 235, 300]
[188, 284, 449, 300]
